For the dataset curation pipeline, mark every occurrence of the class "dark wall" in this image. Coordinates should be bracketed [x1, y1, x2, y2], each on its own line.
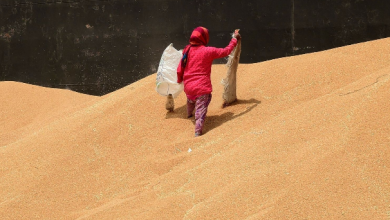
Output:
[1, 0, 389, 95]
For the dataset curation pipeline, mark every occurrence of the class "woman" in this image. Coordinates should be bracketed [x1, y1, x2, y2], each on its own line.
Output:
[177, 27, 241, 137]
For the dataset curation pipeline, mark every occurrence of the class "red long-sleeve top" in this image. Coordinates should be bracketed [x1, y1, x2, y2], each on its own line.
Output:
[177, 38, 237, 99]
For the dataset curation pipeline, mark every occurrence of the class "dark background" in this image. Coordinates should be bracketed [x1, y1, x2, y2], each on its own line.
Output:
[1, 0, 389, 95]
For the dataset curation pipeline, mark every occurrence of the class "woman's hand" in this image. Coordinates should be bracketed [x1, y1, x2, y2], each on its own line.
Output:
[233, 29, 241, 40]
[234, 33, 241, 40]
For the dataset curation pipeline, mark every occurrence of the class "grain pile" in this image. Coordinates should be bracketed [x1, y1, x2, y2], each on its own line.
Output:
[1, 38, 390, 219]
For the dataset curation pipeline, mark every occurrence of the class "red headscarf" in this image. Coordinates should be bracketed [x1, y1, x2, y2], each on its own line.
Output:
[180, 27, 209, 71]
[189, 26, 209, 46]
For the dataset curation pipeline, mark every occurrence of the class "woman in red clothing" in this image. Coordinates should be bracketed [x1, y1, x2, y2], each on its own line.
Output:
[177, 27, 241, 137]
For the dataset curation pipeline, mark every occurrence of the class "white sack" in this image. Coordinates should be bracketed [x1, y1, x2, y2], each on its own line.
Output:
[156, 43, 183, 98]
